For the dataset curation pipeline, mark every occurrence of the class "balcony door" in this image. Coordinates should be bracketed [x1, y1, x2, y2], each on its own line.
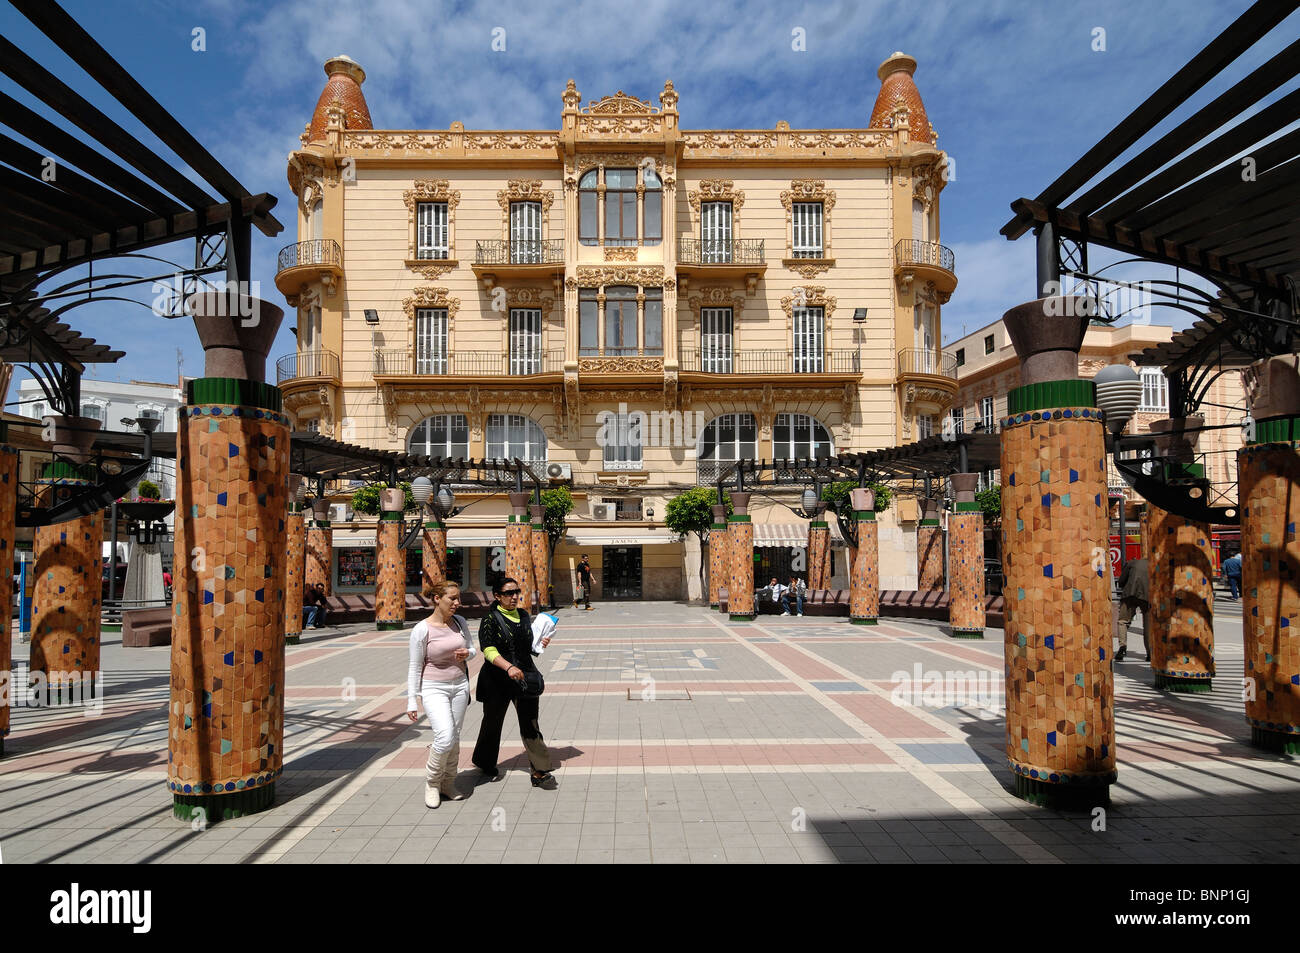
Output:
[415, 308, 448, 374]
[914, 304, 934, 373]
[510, 201, 542, 263]
[701, 202, 732, 263]
[701, 308, 733, 372]
[792, 306, 824, 373]
[604, 285, 638, 356]
[509, 309, 543, 374]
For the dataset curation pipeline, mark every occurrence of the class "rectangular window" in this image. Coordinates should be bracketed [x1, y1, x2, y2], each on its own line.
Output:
[981, 396, 994, 430]
[602, 411, 643, 470]
[416, 202, 448, 259]
[81, 403, 102, 422]
[955, 348, 965, 368]
[701, 308, 733, 373]
[510, 201, 542, 263]
[415, 308, 448, 374]
[984, 333, 995, 355]
[643, 188, 662, 244]
[579, 289, 598, 356]
[643, 288, 663, 355]
[701, 202, 732, 263]
[579, 188, 597, 246]
[792, 307, 824, 373]
[792, 202, 823, 258]
[951, 407, 964, 434]
[605, 291, 638, 355]
[509, 309, 542, 374]
[917, 415, 934, 440]
[1139, 368, 1168, 412]
[604, 169, 637, 246]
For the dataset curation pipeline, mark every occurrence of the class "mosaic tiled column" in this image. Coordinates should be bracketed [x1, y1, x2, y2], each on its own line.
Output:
[374, 489, 406, 631]
[0, 438, 17, 755]
[917, 499, 945, 591]
[530, 503, 550, 610]
[1239, 354, 1300, 753]
[727, 492, 755, 621]
[709, 503, 728, 609]
[30, 464, 102, 704]
[1000, 298, 1115, 805]
[169, 292, 288, 821]
[284, 476, 305, 645]
[849, 487, 879, 625]
[807, 518, 831, 590]
[948, 473, 985, 639]
[421, 520, 446, 596]
[506, 491, 533, 602]
[306, 499, 332, 595]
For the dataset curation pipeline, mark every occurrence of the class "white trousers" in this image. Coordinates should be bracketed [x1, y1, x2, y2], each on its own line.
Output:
[422, 678, 470, 754]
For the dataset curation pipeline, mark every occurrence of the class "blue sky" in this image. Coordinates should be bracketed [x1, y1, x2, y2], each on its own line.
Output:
[3, 0, 1296, 401]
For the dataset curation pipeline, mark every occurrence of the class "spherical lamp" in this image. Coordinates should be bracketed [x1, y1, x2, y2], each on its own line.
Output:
[1094, 364, 1143, 435]
[410, 476, 433, 506]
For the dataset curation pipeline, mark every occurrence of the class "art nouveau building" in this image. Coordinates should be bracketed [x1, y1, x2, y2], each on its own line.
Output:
[274, 53, 958, 599]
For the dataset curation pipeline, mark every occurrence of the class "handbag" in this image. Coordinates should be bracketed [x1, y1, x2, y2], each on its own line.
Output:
[519, 669, 545, 698]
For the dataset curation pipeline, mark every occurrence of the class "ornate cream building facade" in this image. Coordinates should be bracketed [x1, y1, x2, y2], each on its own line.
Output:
[274, 53, 959, 600]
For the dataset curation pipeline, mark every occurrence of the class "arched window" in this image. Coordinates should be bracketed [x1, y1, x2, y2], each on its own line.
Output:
[408, 414, 469, 458]
[697, 413, 757, 483]
[486, 414, 547, 462]
[80, 402, 103, 423]
[643, 167, 662, 245]
[579, 170, 599, 245]
[772, 413, 833, 460]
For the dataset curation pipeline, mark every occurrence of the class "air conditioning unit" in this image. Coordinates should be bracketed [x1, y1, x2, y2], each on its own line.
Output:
[590, 503, 616, 521]
[330, 503, 353, 523]
[545, 462, 572, 481]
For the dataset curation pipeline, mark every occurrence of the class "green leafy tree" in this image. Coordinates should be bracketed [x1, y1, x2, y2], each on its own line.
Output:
[350, 481, 416, 516]
[976, 486, 1002, 525]
[540, 486, 574, 558]
[665, 487, 733, 586]
[822, 480, 892, 548]
[135, 479, 162, 501]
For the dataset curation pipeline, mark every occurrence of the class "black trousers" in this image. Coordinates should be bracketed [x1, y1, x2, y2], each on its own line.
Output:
[472, 694, 552, 773]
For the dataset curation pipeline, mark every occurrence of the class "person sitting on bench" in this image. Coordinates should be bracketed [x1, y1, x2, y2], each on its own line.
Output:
[304, 583, 330, 629]
[781, 575, 806, 616]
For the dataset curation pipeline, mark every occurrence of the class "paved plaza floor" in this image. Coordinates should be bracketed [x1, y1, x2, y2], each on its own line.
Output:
[2, 596, 1296, 864]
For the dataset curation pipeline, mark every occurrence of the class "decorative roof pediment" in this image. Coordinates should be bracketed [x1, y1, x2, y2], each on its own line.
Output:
[582, 91, 660, 115]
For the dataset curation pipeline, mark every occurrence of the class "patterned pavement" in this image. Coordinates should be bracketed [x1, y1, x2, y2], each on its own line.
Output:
[1, 595, 1297, 864]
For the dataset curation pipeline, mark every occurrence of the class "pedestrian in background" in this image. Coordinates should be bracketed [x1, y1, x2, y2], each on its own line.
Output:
[1115, 558, 1149, 662]
[1222, 550, 1243, 600]
[575, 554, 594, 611]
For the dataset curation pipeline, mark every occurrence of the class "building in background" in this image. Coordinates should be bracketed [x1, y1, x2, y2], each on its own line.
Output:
[274, 52, 959, 598]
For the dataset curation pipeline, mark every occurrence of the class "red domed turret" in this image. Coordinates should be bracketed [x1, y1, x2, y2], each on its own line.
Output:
[869, 52, 934, 146]
[307, 55, 373, 143]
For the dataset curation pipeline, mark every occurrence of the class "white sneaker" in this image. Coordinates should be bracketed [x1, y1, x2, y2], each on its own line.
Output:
[781, 610, 790, 616]
[797, 612, 804, 617]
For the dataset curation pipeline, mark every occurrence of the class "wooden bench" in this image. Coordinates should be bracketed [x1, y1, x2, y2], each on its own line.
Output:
[122, 607, 172, 647]
[719, 588, 1005, 627]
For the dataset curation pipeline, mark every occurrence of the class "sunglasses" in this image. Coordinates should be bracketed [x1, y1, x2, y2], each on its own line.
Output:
[498, 589, 520, 596]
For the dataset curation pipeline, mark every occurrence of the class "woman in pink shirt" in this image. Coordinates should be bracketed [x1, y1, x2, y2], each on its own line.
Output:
[406, 581, 476, 807]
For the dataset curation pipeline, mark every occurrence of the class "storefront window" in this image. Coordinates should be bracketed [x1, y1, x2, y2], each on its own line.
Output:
[337, 549, 376, 588]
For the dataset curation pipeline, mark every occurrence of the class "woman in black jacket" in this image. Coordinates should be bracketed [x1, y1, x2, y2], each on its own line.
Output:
[471, 577, 556, 787]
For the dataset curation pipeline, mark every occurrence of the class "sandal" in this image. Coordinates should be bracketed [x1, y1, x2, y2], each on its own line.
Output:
[530, 771, 557, 789]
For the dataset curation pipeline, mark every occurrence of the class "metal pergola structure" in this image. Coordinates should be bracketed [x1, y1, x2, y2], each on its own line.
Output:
[999, 0, 1299, 524]
[0, 0, 285, 526]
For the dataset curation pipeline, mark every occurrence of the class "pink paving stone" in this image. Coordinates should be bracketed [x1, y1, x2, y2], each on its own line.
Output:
[0, 747, 167, 774]
[751, 643, 844, 680]
[829, 693, 950, 738]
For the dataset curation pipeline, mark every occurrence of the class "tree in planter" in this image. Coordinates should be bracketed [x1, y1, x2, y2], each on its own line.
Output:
[821, 479, 892, 549]
[976, 485, 1003, 575]
[665, 487, 733, 591]
[540, 486, 574, 560]
[135, 479, 162, 501]
[350, 481, 417, 516]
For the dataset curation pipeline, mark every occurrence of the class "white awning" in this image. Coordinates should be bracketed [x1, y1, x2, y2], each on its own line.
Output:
[752, 522, 846, 547]
[564, 532, 682, 546]
[447, 529, 509, 547]
[333, 534, 376, 549]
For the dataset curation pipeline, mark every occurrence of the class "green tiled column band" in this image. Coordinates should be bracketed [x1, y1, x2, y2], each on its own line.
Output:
[1007, 380, 1096, 414]
[709, 522, 726, 531]
[1251, 415, 1300, 446]
[919, 518, 940, 526]
[379, 511, 403, 521]
[508, 514, 530, 523]
[856, 511, 875, 522]
[727, 514, 751, 523]
[954, 502, 981, 512]
[424, 521, 445, 530]
[187, 377, 282, 412]
[810, 520, 828, 528]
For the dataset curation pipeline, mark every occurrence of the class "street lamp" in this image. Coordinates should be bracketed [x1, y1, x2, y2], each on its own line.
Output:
[1094, 364, 1143, 574]
[411, 477, 433, 508]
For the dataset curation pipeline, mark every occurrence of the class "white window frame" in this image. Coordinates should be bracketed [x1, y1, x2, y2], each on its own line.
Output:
[981, 396, 995, 431]
[417, 202, 449, 260]
[792, 202, 823, 258]
[510, 201, 542, 264]
[486, 413, 547, 463]
[602, 411, 644, 471]
[509, 309, 543, 375]
[80, 402, 104, 423]
[697, 413, 757, 480]
[951, 407, 964, 435]
[701, 201, 732, 263]
[773, 413, 834, 460]
[1139, 368, 1168, 413]
[917, 415, 934, 440]
[700, 307, 733, 373]
[415, 308, 448, 375]
[792, 306, 824, 373]
[409, 414, 470, 458]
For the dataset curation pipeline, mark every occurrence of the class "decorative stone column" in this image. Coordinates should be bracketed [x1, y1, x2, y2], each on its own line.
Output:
[727, 492, 755, 621]
[709, 503, 728, 609]
[1000, 297, 1115, 805]
[284, 475, 306, 644]
[1239, 354, 1300, 752]
[849, 487, 879, 625]
[0, 436, 18, 755]
[306, 499, 332, 595]
[948, 473, 985, 639]
[917, 498, 944, 591]
[506, 491, 534, 601]
[530, 503, 550, 610]
[422, 518, 446, 596]
[807, 516, 831, 591]
[1145, 418, 1214, 692]
[375, 488, 406, 630]
[30, 462, 102, 704]
[169, 291, 288, 822]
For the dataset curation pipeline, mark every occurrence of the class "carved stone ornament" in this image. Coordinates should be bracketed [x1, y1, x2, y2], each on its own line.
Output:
[504, 287, 556, 314]
[467, 385, 484, 439]
[575, 265, 665, 287]
[687, 180, 745, 230]
[578, 357, 664, 373]
[497, 180, 555, 215]
[758, 383, 776, 437]
[563, 373, 581, 439]
[403, 286, 460, 324]
[379, 383, 397, 437]
[604, 247, 638, 261]
[779, 286, 837, 324]
[787, 259, 835, 279]
[575, 153, 646, 173]
[403, 179, 461, 213]
[663, 370, 678, 411]
[779, 179, 837, 259]
[403, 180, 461, 261]
[912, 161, 944, 210]
[840, 383, 855, 444]
[407, 261, 455, 280]
[583, 91, 660, 115]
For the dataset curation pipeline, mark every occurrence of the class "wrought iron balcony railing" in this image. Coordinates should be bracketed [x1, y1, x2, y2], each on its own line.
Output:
[474, 239, 565, 266]
[894, 239, 955, 273]
[276, 349, 340, 384]
[678, 238, 766, 266]
[277, 239, 343, 274]
[680, 347, 860, 374]
[373, 348, 564, 376]
[896, 347, 958, 379]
